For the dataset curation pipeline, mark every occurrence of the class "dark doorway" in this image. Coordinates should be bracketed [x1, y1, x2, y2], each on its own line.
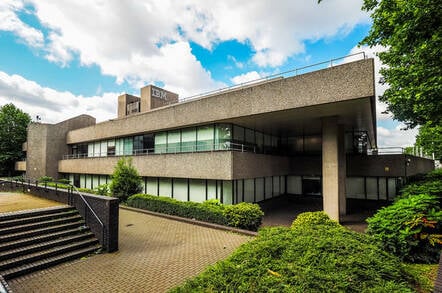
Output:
[302, 176, 321, 195]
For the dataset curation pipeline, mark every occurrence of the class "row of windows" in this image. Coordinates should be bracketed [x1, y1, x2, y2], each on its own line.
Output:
[66, 173, 400, 203]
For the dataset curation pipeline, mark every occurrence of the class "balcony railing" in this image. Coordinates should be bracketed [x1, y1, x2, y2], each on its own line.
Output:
[63, 142, 257, 160]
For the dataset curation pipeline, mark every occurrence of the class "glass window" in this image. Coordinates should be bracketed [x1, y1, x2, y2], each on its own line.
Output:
[207, 180, 217, 200]
[346, 177, 365, 199]
[115, 139, 124, 156]
[215, 124, 231, 150]
[143, 134, 154, 153]
[273, 176, 280, 196]
[159, 178, 172, 197]
[167, 130, 181, 153]
[233, 125, 244, 144]
[154, 132, 167, 154]
[189, 179, 206, 203]
[197, 125, 214, 151]
[133, 135, 144, 155]
[223, 181, 233, 204]
[265, 176, 272, 199]
[287, 176, 302, 195]
[244, 179, 254, 202]
[146, 177, 158, 195]
[100, 141, 107, 157]
[93, 142, 100, 157]
[181, 127, 196, 152]
[123, 137, 133, 155]
[366, 177, 378, 200]
[255, 132, 263, 153]
[107, 140, 116, 156]
[88, 143, 94, 157]
[85, 175, 92, 189]
[80, 174, 86, 188]
[378, 177, 387, 200]
[255, 178, 264, 202]
[92, 175, 99, 189]
[173, 178, 188, 202]
[236, 179, 243, 203]
[245, 129, 255, 145]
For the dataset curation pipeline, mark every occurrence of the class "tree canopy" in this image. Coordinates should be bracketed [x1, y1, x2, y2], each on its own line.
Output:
[416, 123, 442, 161]
[0, 103, 31, 175]
[360, 0, 442, 129]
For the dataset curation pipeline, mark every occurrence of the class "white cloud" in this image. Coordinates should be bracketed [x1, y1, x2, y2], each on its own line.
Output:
[1, 0, 369, 94]
[0, 1, 44, 48]
[0, 71, 117, 123]
[377, 124, 418, 148]
[230, 71, 261, 85]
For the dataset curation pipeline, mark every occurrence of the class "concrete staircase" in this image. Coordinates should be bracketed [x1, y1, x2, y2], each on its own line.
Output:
[0, 206, 101, 280]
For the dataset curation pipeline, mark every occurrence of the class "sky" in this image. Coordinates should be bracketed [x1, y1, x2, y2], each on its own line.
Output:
[0, 0, 417, 147]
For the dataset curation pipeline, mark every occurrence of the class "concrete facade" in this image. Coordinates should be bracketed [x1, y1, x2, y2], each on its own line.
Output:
[15, 57, 436, 222]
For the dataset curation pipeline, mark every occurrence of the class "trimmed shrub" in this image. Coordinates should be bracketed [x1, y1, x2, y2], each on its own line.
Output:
[109, 157, 142, 202]
[367, 193, 442, 263]
[45, 182, 71, 189]
[127, 194, 227, 225]
[224, 202, 263, 231]
[171, 212, 413, 292]
[126, 194, 264, 231]
[38, 176, 53, 183]
[57, 178, 71, 185]
[77, 187, 96, 194]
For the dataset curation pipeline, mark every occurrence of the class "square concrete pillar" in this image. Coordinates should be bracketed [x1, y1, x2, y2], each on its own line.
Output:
[322, 117, 346, 222]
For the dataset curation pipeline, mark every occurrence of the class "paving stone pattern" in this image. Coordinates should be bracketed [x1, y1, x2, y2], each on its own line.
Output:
[8, 208, 252, 292]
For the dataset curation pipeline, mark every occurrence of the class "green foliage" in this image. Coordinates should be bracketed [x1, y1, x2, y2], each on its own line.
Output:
[45, 182, 70, 189]
[77, 187, 96, 194]
[127, 194, 227, 226]
[402, 263, 439, 293]
[416, 123, 442, 160]
[172, 212, 413, 292]
[223, 202, 263, 231]
[291, 211, 339, 228]
[0, 103, 31, 176]
[367, 193, 442, 263]
[109, 157, 142, 202]
[126, 194, 264, 231]
[57, 178, 71, 185]
[399, 169, 442, 199]
[38, 176, 53, 183]
[94, 184, 110, 196]
[361, 0, 442, 129]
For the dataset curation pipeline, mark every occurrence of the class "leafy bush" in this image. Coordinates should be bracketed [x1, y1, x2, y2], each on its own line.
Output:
[77, 187, 96, 194]
[367, 193, 442, 263]
[171, 212, 413, 292]
[45, 182, 71, 189]
[38, 176, 53, 183]
[126, 194, 264, 231]
[223, 202, 263, 231]
[109, 157, 142, 202]
[57, 178, 71, 184]
[95, 184, 110, 196]
[127, 194, 227, 225]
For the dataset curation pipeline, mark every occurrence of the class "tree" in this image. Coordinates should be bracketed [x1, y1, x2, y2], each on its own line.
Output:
[0, 103, 31, 176]
[416, 123, 442, 160]
[360, 0, 442, 129]
[109, 157, 142, 202]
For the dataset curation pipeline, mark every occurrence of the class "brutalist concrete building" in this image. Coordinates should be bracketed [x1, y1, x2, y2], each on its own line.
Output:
[15, 58, 434, 221]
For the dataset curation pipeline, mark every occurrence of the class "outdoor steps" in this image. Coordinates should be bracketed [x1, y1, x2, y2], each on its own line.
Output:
[0, 206, 101, 280]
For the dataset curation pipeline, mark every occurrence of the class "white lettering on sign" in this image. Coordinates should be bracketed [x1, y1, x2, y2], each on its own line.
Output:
[151, 88, 168, 100]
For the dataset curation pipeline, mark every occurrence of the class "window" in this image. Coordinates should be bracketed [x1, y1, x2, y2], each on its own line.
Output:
[181, 127, 196, 152]
[123, 137, 133, 155]
[154, 132, 167, 154]
[215, 124, 231, 150]
[197, 125, 214, 151]
[167, 130, 181, 153]
[133, 135, 144, 155]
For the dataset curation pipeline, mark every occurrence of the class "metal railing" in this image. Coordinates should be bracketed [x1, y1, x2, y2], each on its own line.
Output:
[180, 52, 366, 103]
[63, 142, 257, 160]
[7, 177, 105, 248]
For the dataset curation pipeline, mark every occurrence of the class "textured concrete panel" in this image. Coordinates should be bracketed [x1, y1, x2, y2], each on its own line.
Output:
[59, 151, 233, 180]
[232, 152, 291, 179]
[347, 154, 434, 177]
[67, 59, 375, 144]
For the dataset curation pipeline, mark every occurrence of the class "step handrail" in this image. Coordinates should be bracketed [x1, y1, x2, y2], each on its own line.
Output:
[4, 177, 105, 248]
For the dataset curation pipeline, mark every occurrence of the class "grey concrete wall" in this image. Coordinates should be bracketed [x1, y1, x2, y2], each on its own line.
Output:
[140, 85, 179, 111]
[0, 180, 119, 252]
[289, 155, 322, 176]
[26, 115, 96, 180]
[59, 151, 233, 180]
[347, 154, 434, 177]
[232, 152, 291, 179]
[67, 59, 375, 144]
[118, 94, 139, 118]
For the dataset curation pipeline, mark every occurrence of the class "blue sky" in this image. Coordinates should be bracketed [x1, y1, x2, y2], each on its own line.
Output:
[0, 0, 417, 147]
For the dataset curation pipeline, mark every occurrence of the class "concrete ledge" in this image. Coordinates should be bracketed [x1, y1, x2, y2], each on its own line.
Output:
[120, 205, 258, 237]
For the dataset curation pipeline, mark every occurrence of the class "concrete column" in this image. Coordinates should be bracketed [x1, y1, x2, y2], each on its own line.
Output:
[322, 117, 346, 222]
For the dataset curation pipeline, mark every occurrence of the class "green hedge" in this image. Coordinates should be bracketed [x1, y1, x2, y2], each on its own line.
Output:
[126, 194, 264, 231]
[367, 169, 442, 263]
[171, 212, 414, 292]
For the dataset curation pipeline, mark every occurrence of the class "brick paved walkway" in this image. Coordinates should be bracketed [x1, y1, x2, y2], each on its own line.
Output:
[8, 208, 252, 293]
[0, 192, 64, 213]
